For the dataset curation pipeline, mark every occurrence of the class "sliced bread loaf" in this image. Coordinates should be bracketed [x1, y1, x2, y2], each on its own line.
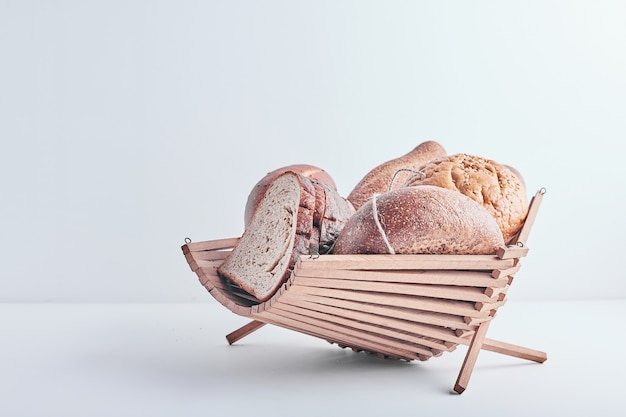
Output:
[219, 172, 354, 302]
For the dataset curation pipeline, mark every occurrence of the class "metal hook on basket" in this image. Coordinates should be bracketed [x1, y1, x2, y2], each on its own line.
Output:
[184, 237, 192, 244]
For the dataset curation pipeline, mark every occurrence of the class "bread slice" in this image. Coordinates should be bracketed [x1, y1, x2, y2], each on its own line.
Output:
[218, 172, 354, 302]
[347, 141, 447, 211]
[218, 172, 316, 301]
[333, 185, 504, 255]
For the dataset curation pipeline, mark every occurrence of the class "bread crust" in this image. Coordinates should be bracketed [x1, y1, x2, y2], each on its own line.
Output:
[244, 164, 337, 226]
[333, 186, 504, 255]
[347, 141, 447, 211]
[404, 153, 527, 244]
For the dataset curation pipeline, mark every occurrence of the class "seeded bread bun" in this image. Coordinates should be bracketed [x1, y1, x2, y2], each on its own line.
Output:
[333, 185, 504, 255]
[347, 141, 447, 211]
[244, 164, 338, 226]
[404, 153, 527, 244]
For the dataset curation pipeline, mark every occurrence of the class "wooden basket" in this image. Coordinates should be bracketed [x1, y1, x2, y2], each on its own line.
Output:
[182, 188, 547, 394]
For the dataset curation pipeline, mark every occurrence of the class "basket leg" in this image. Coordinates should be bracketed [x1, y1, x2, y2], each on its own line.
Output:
[454, 320, 491, 394]
[481, 338, 547, 363]
[226, 320, 266, 345]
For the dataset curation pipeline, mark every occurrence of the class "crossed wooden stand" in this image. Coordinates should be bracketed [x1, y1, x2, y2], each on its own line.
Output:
[182, 189, 547, 394]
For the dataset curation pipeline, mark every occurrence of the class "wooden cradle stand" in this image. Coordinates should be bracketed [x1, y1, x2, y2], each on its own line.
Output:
[182, 189, 547, 394]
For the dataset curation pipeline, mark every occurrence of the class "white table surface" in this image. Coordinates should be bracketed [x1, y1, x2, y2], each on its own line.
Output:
[1, 300, 624, 417]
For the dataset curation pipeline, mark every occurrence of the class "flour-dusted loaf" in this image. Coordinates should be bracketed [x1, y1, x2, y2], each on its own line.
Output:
[347, 141, 447, 211]
[333, 185, 504, 255]
[219, 171, 354, 302]
[404, 153, 527, 244]
[244, 164, 338, 226]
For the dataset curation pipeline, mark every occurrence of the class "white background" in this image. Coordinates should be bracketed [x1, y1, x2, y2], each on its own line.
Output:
[2, 0, 625, 303]
[2, 2, 626, 416]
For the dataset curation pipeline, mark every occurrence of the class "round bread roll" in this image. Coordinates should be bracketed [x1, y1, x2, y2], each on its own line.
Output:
[404, 153, 527, 244]
[346, 141, 447, 211]
[244, 164, 338, 226]
[333, 185, 504, 255]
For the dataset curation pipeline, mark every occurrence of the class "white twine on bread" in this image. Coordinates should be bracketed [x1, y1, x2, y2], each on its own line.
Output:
[371, 193, 395, 255]
[389, 168, 425, 191]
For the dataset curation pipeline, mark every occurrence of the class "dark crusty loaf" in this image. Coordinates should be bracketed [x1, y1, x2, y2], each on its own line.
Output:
[333, 185, 504, 255]
[244, 164, 338, 226]
[219, 172, 354, 302]
[347, 141, 447, 211]
[404, 153, 527, 244]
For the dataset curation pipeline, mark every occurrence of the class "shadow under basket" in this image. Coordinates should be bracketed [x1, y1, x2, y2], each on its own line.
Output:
[182, 188, 548, 394]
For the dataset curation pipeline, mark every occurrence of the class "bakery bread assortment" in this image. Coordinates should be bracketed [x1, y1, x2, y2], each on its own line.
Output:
[333, 185, 504, 255]
[218, 171, 354, 302]
[217, 143, 530, 302]
[186, 142, 547, 393]
[346, 141, 447, 210]
[403, 153, 528, 244]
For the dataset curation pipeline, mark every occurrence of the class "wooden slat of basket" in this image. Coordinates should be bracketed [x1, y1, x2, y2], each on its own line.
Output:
[514, 188, 545, 246]
[474, 297, 507, 313]
[197, 267, 222, 288]
[292, 276, 498, 303]
[269, 300, 448, 355]
[182, 238, 239, 253]
[496, 245, 529, 260]
[491, 262, 520, 279]
[254, 309, 422, 361]
[454, 321, 492, 394]
[286, 285, 491, 319]
[209, 284, 259, 309]
[188, 258, 225, 275]
[270, 304, 439, 358]
[484, 285, 510, 298]
[225, 320, 267, 345]
[464, 315, 495, 326]
[195, 265, 261, 307]
[478, 338, 547, 363]
[280, 292, 477, 331]
[295, 268, 509, 288]
[276, 294, 464, 347]
[277, 297, 458, 350]
[209, 287, 255, 316]
[185, 249, 231, 263]
[195, 265, 235, 294]
[298, 254, 516, 271]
